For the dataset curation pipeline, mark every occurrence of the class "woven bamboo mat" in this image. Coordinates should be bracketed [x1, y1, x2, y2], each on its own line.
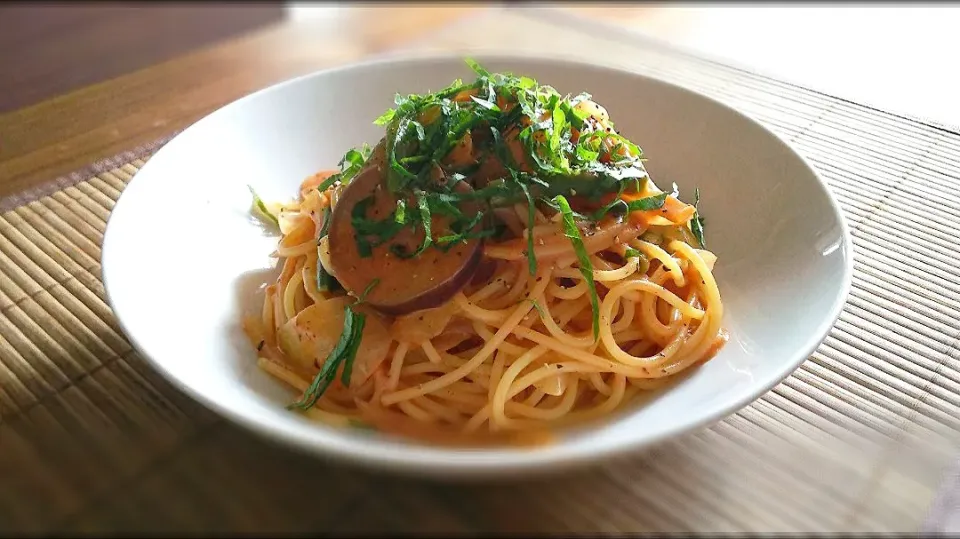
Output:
[2, 9, 959, 534]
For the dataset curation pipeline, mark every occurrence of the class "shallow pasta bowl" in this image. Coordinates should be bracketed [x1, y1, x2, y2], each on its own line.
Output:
[102, 53, 853, 478]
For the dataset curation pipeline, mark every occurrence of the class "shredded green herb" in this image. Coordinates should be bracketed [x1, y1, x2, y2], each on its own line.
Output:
[516, 178, 538, 276]
[357, 278, 381, 304]
[288, 304, 363, 410]
[626, 192, 668, 212]
[338, 279, 379, 387]
[316, 266, 338, 292]
[316, 252, 339, 292]
[315, 206, 331, 238]
[351, 196, 409, 257]
[248, 186, 279, 227]
[314, 207, 341, 292]
[691, 187, 706, 248]
[464, 57, 490, 77]
[389, 191, 433, 259]
[520, 298, 547, 319]
[316, 174, 339, 194]
[318, 144, 372, 193]
[288, 278, 380, 410]
[552, 195, 600, 341]
[434, 211, 488, 250]
[624, 248, 650, 274]
[338, 311, 366, 388]
[341, 58, 661, 262]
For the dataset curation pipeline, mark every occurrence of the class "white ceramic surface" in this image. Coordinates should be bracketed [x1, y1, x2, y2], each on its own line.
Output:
[101, 53, 853, 478]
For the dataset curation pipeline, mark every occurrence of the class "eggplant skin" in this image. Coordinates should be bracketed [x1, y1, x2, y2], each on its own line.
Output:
[327, 141, 483, 316]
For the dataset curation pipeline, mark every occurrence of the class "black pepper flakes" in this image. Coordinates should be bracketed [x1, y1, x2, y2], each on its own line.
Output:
[257, 340, 265, 351]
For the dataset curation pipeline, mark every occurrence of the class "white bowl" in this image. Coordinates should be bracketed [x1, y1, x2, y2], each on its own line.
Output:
[102, 53, 853, 478]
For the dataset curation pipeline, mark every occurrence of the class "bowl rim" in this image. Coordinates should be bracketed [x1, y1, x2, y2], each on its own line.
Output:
[102, 50, 855, 477]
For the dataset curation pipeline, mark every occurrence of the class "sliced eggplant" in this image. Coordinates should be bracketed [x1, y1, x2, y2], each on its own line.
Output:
[327, 140, 484, 316]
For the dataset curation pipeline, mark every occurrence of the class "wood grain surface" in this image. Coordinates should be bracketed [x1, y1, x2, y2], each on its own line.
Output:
[0, 3, 285, 113]
[0, 4, 485, 200]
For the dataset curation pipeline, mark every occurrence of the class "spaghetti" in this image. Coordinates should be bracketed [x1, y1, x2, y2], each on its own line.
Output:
[244, 60, 727, 446]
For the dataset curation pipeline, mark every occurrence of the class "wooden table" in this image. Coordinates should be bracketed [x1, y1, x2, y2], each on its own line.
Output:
[0, 4, 483, 200]
[2, 5, 959, 534]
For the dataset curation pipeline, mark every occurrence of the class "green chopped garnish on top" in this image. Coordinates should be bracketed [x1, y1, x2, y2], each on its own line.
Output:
[320, 58, 704, 302]
[626, 192, 668, 212]
[317, 143, 373, 194]
[515, 176, 538, 277]
[553, 194, 600, 341]
[316, 258, 339, 293]
[519, 298, 548, 319]
[248, 186, 279, 228]
[691, 187, 706, 248]
[357, 278, 381, 304]
[361, 58, 650, 209]
[288, 278, 381, 410]
[315, 206, 341, 292]
[388, 191, 433, 259]
[287, 303, 363, 410]
[336, 308, 366, 389]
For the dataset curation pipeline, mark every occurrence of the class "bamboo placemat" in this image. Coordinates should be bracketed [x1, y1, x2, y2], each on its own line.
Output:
[2, 9, 959, 534]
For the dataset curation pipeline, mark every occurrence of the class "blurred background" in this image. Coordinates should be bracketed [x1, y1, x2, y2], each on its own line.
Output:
[2, 2, 958, 127]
